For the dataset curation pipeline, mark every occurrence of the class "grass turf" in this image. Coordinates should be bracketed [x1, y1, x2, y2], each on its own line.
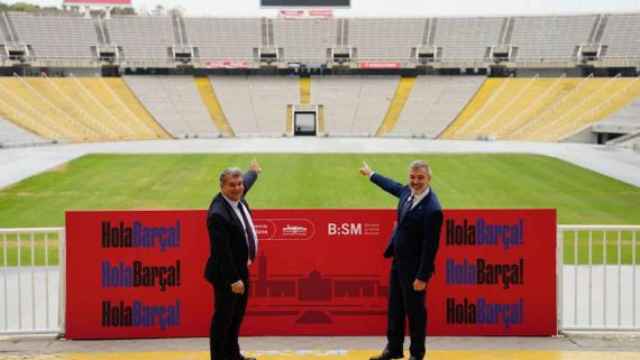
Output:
[0, 153, 638, 265]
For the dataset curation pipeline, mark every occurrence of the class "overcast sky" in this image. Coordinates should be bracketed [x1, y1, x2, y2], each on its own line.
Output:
[6, 0, 640, 16]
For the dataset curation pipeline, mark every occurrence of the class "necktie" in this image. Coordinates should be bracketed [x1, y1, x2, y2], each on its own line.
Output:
[237, 201, 256, 261]
[399, 195, 414, 222]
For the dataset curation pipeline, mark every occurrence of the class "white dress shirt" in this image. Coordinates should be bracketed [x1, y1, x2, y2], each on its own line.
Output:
[222, 195, 259, 257]
[410, 187, 430, 209]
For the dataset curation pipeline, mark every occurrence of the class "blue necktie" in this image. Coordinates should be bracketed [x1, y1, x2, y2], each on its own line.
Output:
[237, 202, 256, 261]
[399, 195, 414, 222]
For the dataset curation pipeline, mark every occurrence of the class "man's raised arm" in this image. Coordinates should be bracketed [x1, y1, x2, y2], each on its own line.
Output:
[360, 161, 404, 198]
[243, 159, 262, 194]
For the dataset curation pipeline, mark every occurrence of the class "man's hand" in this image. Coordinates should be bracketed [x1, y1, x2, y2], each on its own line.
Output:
[249, 159, 262, 174]
[413, 279, 426, 291]
[359, 161, 372, 177]
[231, 280, 245, 294]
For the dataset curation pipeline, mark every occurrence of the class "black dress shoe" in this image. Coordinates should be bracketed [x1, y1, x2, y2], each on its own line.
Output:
[369, 349, 404, 360]
[408, 355, 423, 360]
[236, 357, 256, 360]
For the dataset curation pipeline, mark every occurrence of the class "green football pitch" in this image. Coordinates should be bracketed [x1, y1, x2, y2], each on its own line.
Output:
[0, 153, 638, 265]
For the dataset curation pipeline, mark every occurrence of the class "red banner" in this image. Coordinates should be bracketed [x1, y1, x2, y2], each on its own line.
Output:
[65, 209, 556, 339]
[278, 10, 305, 17]
[205, 60, 250, 69]
[308, 9, 333, 17]
[278, 9, 333, 18]
[359, 62, 402, 69]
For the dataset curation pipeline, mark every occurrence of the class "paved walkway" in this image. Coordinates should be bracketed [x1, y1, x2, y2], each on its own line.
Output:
[1, 334, 640, 359]
[1, 139, 639, 190]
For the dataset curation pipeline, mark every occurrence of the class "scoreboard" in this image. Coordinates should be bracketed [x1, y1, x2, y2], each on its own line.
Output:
[261, 0, 350, 6]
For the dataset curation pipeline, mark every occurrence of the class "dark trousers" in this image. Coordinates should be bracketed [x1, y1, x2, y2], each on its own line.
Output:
[386, 263, 427, 357]
[210, 278, 249, 360]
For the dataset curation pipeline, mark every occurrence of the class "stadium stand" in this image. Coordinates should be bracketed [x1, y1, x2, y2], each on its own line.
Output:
[624, 132, 640, 150]
[0, 14, 9, 43]
[530, 77, 640, 141]
[0, 12, 638, 67]
[0, 76, 170, 142]
[440, 77, 640, 142]
[388, 76, 484, 138]
[509, 15, 596, 62]
[0, 77, 91, 141]
[7, 12, 97, 60]
[273, 18, 336, 63]
[0, 13, 27, 62]
[194, 76, 235, 137]
[299, 77, 311, 105]
[184, 18, 262, 61]
[124, 76, 220, 138]
[209, 75, 298, 136]
[311, 75, 398, 136]
[1, 12, 640, 144]
[431, 17, 503, 63]
[375, 76, 416, 137]
[104, 15, 174, 66]
[349, 18, 424, 60]
[93, 77, 171, 138]
[600, 14, 640, 59]
[0, 115, 48, 147]
[607, 127, 640, 150]
[596, 98, 640, 132]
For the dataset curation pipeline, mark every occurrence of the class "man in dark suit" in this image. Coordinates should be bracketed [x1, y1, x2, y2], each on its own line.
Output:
[205, 160, 262, 360]
[360, 160, 443, 360]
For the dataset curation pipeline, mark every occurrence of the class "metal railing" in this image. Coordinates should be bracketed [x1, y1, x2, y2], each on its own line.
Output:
[0, 227, 65, 335]
[558, 225, 639, 331]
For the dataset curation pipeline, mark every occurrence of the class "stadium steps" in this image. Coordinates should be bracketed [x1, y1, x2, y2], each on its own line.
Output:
[514, 77, 606, 141]
[194, 76, 235, 137]
[209, 76, 297, 137]
[0, 115, 48, 147]
[286, 104, 293, 135]
[0, 77, 88, 142]
[471, 76, 541, 137]
[388, 76, 484, 138]
[598, 97, 640, 144]
[439, 78, 504, 139]
[75, 78, 169, 140]
[59, 77, 140, 140]
[124, 76, 220, 139]
[27, 77, 118, 141]
[441, 77, 640, 142]
[513, 77, 640, 141]
[445, 77, 552, 139]
[542, 77, 640, 141]
[317, 105, 326, 135]
[498, 78, 586, 140]
[311, 76, 398, 136]
[0, 76, 172, 142]
[16, 77, 102, 141]
[299, 76, 311, 105]
[493, 77, 569, 138]
[106, 78, 172, 139]
[375, 76, 416, 137]
[0, 78, 65, 141]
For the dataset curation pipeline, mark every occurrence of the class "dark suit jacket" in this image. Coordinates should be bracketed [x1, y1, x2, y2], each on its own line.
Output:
[204, 170, 258, 286]
[371, 172, 443, 281]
